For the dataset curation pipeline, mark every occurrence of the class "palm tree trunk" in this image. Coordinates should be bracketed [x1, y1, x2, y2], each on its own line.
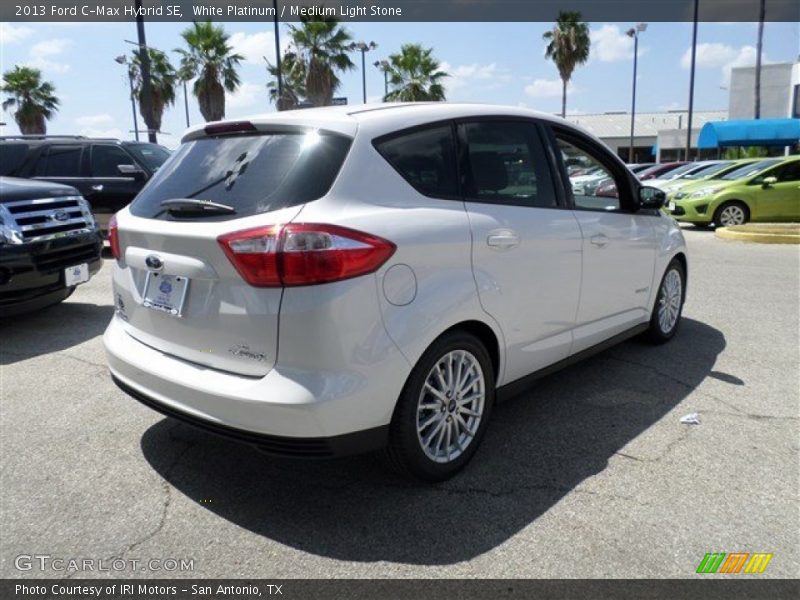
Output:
[561, 78, 567, 118]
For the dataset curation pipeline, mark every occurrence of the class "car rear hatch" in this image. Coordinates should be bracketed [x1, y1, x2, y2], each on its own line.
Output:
[111, 123, 353, 377]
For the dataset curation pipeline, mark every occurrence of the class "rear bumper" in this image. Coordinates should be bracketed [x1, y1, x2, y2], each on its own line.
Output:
[112, 375, 387, 458]
[104, 315, 397, 455]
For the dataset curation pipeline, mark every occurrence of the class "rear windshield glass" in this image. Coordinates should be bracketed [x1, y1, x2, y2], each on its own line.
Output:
[0, 143, 29, 175]
[130, 132, 351, 220]
[126, 143, 171, 172]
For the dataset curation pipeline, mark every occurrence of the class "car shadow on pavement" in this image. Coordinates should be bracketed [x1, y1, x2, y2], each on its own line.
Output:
[0, 303, 113, 365]
[140, 317, 727, 565]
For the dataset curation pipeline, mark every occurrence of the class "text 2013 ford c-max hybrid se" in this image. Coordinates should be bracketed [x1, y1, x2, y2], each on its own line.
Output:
[104, 103, 687, 481]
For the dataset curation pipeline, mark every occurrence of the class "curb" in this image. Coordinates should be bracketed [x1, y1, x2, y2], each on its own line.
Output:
[715, 227, 800, 245]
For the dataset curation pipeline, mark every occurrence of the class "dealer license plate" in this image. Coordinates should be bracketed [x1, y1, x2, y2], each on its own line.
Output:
[65, 263, 89, 286]
[142, 272, 189, 317]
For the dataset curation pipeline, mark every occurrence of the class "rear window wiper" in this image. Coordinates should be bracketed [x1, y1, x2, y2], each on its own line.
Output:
[159, 198, 237, 215]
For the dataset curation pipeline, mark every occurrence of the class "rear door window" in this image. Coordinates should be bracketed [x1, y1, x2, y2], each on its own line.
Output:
[459, 120, 555, 207]
[130, 131, 351, 221]
[33, 145, 84, 177]
[374, 125, 458, 198]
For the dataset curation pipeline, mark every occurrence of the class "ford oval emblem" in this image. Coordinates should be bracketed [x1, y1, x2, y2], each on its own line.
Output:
[52, 209, 69, 222]
[145, 254, 164, 271]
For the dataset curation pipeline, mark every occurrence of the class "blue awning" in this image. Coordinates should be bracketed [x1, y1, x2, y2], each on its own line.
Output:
[698, 118, 800, 149]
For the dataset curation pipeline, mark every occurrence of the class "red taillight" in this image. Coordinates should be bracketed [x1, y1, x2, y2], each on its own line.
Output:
[108, 214, 121, 260]
[217, 224, 396, 287]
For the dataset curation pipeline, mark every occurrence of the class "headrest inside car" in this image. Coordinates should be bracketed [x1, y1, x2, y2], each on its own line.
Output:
[469, 151, 508, 192]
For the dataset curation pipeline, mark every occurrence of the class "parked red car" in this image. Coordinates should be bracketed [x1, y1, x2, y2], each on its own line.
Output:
[637, 162, 688, 181]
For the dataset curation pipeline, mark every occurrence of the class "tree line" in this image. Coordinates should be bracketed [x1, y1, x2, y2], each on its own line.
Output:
[2, 13, 591, 135]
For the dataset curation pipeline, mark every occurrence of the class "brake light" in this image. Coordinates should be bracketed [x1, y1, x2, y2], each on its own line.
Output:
[204, 121, 257, 136]
[108, 214, 121, 260]
[217, 224, 396, 287]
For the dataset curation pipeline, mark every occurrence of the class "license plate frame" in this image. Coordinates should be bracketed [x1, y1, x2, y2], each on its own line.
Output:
[141, 272, 189, 317]
[64, 263, 89, 287]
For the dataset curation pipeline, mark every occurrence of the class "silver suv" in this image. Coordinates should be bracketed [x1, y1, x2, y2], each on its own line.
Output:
[104, 103, 687, 481]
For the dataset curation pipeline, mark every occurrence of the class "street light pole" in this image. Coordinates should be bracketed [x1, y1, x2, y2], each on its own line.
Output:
[627, 23, 647, 163]
[686, 0, 699, 160]
[349, 41, 377, 104]
[755, 0, 765, 119]
[115, 55, 139, 141]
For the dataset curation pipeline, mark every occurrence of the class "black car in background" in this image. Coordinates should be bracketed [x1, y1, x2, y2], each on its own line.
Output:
[0, 135, 170, 232]
[0, 177, 103, 316]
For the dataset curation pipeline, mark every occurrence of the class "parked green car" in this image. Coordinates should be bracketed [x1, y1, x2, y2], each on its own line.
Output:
[661, 158, 759, 194]
[666, 156, 800, 226]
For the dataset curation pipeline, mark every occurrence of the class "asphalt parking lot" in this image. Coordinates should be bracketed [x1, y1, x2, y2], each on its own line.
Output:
[1, 226, 798, 579]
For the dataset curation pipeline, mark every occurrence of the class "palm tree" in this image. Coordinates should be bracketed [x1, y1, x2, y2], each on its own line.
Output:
[266, 50, 307, 111]
[176, 21, 243, 122]
[129, 48, 177, 134]
[1, 66, 59, 134]
[384, 44, 447, 102]
[543, 11, 591, 117]
[287, 15, 354, 106]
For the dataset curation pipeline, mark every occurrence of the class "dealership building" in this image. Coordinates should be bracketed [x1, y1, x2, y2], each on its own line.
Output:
[565, 60, 799, 162]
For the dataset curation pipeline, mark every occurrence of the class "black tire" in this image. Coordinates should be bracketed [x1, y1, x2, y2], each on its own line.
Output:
[644, 259, 685, 344]
[713, 201, 749, 228]
[386, 330, 495, 482]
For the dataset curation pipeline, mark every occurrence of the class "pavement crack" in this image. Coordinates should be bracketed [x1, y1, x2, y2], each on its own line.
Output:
[65, 426, 196, 578]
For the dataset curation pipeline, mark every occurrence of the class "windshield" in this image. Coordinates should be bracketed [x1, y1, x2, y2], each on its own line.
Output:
[720, 159, 781, 180]
[130, 131, 352, 221]
[126, 143, 171, 172]
[639, 163, 682, 178]
[663, 163, 702, 179]
[683, 162, 731, 180]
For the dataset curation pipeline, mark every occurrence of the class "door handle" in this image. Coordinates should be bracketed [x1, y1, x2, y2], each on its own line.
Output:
[487, 230, 520, 249]
[91, 184, 104, 192]
[590, 234, 609, 248]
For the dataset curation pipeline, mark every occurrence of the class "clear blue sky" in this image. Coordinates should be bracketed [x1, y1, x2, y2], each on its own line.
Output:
[1, 20, 798, 147]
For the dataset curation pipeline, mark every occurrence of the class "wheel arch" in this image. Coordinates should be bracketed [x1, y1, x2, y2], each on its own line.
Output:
[714, 198, 751, 224]
[439, 319, 501, 381]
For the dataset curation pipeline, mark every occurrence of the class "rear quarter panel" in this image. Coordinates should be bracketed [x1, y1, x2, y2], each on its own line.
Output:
[293, 127, 507, 390]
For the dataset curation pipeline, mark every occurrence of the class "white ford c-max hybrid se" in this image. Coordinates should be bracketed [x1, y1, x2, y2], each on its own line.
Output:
[104, 103, 687, 481]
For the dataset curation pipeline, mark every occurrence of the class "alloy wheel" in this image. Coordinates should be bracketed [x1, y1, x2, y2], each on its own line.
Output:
[416, 350, 486, 464]
[658, 268, 682, 334]
[719, 204, 746, 226]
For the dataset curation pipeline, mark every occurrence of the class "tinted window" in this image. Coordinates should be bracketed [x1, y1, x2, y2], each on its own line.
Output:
[374, 125, 458, 198]
[774, 161, 800, 182]
[461, 121, 555, 207]
[0, 143, 29, 175]
[91, 144, 134, 177]
[130, 132, 351, 221]
[721, 159, 781, 180]
[34, 145, 83, 177]
[125, 143, 170, 172]
[556, 136, 621, 210]
[683, 162, 731, 179]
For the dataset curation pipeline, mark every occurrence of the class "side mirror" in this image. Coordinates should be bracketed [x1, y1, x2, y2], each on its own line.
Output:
[761, 176, 777, 188]
[117, 164, 146, 180]
[638, 185, 666, 210]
